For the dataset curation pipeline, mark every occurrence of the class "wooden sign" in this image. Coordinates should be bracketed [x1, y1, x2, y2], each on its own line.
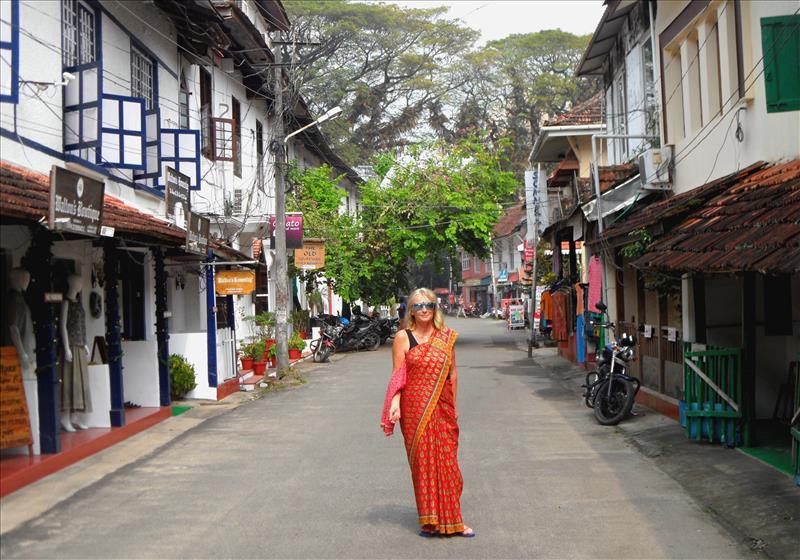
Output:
[0, 346, 33, 451]
[50, 166, 104, 236]
[294, 241, 325, 270]
[215, 270, 256, 295]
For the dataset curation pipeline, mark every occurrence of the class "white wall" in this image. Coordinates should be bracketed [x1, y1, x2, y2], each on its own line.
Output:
[171, 332, 215, 400]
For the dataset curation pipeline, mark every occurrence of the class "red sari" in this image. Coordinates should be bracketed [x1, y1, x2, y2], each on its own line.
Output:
[399, 327, 465, 534]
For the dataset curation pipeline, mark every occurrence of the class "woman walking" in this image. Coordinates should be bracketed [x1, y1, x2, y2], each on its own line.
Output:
[381, 288, 475, 537]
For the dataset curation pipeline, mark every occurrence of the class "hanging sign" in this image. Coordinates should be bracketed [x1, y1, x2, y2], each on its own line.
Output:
[0, 347, 33, 451]
[269, 213, 304, 249]
[498, 268, 509, 283]
[215, 270, 256, 295]
[164, 166, 191, 229]
[49, 166, 104, 236]
[294, 241, 325, 270]
[186, 212, 210, 255]
[524, 240, 535, 262]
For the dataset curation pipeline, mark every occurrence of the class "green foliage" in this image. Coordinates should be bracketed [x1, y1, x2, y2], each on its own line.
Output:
[251, 340, 266, 362]
[245, 312, 276, 340]
[289, 332, 306, 351]
[240, 341, 261, 360]
[620, 228, 654, 260]
[290, 309, 310, 333]
[267, 344, 277, 360]
[169, 354, 197, 400]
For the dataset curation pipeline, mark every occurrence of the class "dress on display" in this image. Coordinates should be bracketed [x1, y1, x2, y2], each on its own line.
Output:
[62, 299, 92, 413]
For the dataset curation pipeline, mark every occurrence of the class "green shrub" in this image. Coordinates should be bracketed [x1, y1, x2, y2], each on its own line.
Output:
[289, 332, 306, 351]
[267, 344, 277, 359]
[169, 354, 197, 400]
[252, 339, 266, 361]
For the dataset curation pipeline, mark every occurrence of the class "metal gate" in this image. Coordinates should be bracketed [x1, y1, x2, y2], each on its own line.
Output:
[684, 347, 743, 447]
[216, 327, 237, 382]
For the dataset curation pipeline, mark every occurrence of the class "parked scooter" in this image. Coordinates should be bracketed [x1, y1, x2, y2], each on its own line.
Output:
[311, 321, 340, 363]
[376, 316, 400, 345]
[582, 301, 641, 425]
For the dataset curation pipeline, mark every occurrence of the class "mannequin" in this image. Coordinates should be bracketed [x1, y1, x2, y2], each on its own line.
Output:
[60, 273, 91, 432]
[5, 268, 36, 378]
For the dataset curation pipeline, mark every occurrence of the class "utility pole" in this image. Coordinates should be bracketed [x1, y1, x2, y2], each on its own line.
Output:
[272, 45, 290, 373]
[525, 167, 540, 357]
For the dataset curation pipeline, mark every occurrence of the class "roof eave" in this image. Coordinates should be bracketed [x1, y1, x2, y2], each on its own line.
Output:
[529, 124, 606, 164]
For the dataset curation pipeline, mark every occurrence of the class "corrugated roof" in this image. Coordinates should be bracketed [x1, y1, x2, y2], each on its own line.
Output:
[632, 160, 800, 274]
[546, 92, 604, 126]
[493, 202, 526, 238]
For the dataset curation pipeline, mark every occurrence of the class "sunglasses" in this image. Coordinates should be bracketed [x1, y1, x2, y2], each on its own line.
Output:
[412, 302, 437, 311]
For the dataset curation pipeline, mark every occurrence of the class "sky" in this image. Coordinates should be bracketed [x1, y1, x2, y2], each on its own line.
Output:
[382, 1, 606, 44]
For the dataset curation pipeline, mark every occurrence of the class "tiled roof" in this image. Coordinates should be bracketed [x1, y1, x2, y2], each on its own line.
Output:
[598, 163, 638, 193]
[631, 160, 800, 273]
[493, 202, 526, 237]
[546, 92, 604, 126]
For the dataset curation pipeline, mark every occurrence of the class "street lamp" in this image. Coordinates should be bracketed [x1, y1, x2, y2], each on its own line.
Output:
[273, 106, 343, 372]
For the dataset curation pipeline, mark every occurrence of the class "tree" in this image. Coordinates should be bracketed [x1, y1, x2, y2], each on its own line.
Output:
[283, 0, 478, 164]
[286, 138, 519, 305]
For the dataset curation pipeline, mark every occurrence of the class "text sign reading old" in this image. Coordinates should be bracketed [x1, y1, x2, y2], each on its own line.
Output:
[186, 212, 210, 255]
[294, 241, 325, 270]
[215, 270, 256, 295]
[269, 213, 304, 249]
[165, 166, 190, 228]
[50, 166, 104, 236]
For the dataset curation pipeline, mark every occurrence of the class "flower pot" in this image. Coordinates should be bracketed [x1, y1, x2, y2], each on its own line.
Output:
[241, 357, 254, 371]
[263, 339, 276, 360]
[253, 361, 267, 375]
[299, 331, 309, 339]
[268, 357, 276, 368]
[289, 348, 302, 360]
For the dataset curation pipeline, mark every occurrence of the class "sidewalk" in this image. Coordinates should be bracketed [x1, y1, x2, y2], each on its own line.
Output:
[0, 354, 340, 535]
[526, 343, 800, 559]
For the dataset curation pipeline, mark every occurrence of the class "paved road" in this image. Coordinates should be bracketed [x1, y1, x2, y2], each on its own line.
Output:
[1, 318, 751, 559]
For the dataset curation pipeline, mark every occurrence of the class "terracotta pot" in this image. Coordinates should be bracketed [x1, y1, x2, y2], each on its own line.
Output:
[288, 348, 302, 360]
[263, 339, 276, 360]
[299, 331, 309, 339]
[253, 361, 267, 375]
[241, 357, 254, 371]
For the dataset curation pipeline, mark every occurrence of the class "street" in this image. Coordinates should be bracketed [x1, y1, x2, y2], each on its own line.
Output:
[1, 318, 753, 559]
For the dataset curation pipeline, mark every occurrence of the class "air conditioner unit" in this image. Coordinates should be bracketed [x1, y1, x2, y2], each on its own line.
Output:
[638, 146, 673, 190]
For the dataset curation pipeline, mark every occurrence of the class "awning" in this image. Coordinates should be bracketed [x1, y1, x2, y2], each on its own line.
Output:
[634, 160, 800, 274]
[582, 174, 646, 221]
[576, 0, 639, 76]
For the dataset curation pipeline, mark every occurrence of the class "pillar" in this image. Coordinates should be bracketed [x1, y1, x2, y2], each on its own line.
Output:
[104, 239, 125, 427]
[152, 247, 171, 406]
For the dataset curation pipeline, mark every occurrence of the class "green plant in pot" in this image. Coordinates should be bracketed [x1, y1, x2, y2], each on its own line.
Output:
[266, 343, 277, 367]
[240, 341, 259, 371]
[245, 312, 276, 342]
[289, 332, 306, 359]
[169, 354, 197, 400]
[290, 309, 310, 338]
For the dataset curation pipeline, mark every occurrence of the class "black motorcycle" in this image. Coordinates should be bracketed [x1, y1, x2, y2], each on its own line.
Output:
[377, 317, 400, 345]
[311, 322, 339, 363]
[582, 301, 641, 425]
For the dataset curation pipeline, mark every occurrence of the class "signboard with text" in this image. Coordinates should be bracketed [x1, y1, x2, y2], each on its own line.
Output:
[215, 270, 256, 295]
[0, 347, 33, 451]
[269, 213, 304, 249]
[186, 212, 210, 255]
[164, 166, 190, 229]
[294, 241, 325, 270]
[49, 166, 104, 236]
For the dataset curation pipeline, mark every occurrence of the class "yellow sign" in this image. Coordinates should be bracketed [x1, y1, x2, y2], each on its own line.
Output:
[295, 241, 326, 270]
[215, 270, 256, 295]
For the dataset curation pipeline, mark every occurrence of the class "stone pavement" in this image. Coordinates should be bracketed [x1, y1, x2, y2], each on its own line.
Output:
[0, 318, 795, 558]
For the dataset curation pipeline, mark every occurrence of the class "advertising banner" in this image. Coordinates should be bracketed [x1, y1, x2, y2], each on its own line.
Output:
[164, 166, 190, 228]
[269, 213, 303, 249]
[215, 270, 256, 295]
[186, 212, 210, 255]
[49, 166, 104, 236]
[0, 347, 33, 451]
[294, 241, 325, 270]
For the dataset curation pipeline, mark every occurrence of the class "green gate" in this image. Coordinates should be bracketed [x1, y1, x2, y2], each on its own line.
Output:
[684, 348, 743, 447]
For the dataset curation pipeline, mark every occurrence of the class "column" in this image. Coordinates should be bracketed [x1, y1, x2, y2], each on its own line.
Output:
[680, 36, 703, 134]
[152, 247, 171, 407]
[104, 239, 125, 427]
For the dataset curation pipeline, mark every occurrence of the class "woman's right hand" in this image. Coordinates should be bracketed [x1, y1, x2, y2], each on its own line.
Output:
[64, 347, 73, 363]
[389, 394, 401, 423]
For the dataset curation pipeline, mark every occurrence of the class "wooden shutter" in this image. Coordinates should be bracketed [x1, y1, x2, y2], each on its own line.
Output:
[761, 15, 800, 113]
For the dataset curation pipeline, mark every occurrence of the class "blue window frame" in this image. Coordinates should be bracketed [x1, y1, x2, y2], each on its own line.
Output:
[133, 107, 161, 180]
[0, 0, 19, 103]
[99, 94, 146, 169]
[159, 129, 201, 190]
[62, 0, 101, 164]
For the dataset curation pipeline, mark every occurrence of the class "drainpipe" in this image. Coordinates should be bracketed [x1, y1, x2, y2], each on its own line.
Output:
[206, 251, 217, 389]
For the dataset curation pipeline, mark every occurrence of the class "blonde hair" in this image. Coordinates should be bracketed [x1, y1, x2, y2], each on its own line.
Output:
[406, 288, 446, 332]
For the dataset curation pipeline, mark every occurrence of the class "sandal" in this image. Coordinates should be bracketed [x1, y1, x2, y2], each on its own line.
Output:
[457, 526, 476, 538]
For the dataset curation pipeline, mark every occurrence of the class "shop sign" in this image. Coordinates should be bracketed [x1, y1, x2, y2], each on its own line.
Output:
[269, 213, 303, 249]
[0, 347, 33, 450]
[524, 240, 535, 262]
[294, 241, 325, 270]
[186, 212, 210, 255]
[498, 268, 508, 282]
[164, 166, 191, 229]
[49, 166, 104, 236]
[215, 270, 256, 295]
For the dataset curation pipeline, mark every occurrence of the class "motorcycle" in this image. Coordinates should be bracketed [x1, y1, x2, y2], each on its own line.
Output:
[581, 301, 641, 425]
[376, 316, 400, 345]
[311, 322, 340, 363]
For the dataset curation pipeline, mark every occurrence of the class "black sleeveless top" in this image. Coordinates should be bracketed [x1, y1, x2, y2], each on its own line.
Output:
[406, 329, 450, 378]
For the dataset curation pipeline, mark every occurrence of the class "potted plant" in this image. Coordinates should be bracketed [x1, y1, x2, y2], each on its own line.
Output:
[251, 339, 267, 375]
[240, 341, 257, 371]
[266, 344, 277, 368]
[246, 312, 277, 351]
[289, 332, 305, 360]
[291, 309, 310, 339]
[169, 354, 197, 401]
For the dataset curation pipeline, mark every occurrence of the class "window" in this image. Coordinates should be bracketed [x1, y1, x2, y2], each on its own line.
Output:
[100, 94, 145, 169]
[461, 253, 470, 272]
[761, 15, 800, 113]
[232, 97, 242, 177]
[62, 0, 95, 67]
[131, 46, 155, 109]
[211, 117, 236, 161]
[0, 0, 20, 103]
[473, 256, 480, 274]
[255, 120, 264, 189]
[199, 67, 212, 157]
[178, 72, 190, 129]
[159, 129, 201, 190]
